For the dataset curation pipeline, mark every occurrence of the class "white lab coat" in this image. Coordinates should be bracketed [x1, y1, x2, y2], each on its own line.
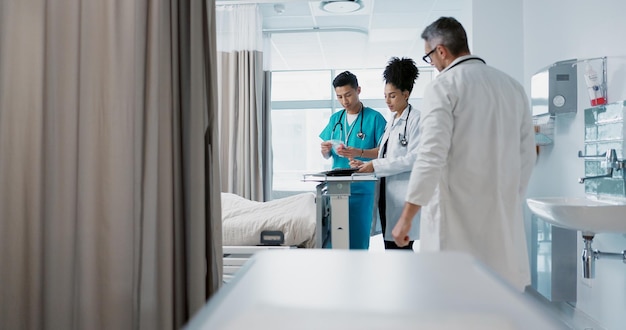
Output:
[406, 56, 536, 291]
[372, 105, 421, 241]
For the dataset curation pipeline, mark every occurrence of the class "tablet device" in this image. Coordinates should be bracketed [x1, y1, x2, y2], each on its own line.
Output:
[323, 167, 359, 176]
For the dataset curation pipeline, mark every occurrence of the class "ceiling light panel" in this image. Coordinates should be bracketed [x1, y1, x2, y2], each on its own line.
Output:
[311, 0, 372, 16]
[320, 1, 363, 14]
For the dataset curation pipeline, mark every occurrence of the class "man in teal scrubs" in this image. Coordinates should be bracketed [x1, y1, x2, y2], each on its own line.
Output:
[319, 71, 387, 249]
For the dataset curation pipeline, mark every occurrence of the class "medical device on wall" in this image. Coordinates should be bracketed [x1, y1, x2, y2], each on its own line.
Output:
[531, 59, 578, 117]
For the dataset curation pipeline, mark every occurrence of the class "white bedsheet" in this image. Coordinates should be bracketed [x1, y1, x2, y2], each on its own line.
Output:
[222, 192, 317, 248]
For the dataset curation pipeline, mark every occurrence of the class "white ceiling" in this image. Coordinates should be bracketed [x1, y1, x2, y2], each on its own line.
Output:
[217, 0, 467, 70]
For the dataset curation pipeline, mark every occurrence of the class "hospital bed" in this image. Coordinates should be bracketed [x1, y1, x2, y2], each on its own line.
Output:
[221, 192, 322, 283]
[221, 171, 377, 283]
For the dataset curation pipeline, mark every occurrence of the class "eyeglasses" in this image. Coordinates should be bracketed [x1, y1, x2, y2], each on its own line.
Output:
[422, 47, 437, 64]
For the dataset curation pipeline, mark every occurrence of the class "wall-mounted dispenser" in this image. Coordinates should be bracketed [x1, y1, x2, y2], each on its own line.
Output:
[531, 59, 578, 117]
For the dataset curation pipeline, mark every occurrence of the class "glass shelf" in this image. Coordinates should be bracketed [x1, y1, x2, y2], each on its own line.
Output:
[535, 133, 553, 146]
[534, 115, 554, 146]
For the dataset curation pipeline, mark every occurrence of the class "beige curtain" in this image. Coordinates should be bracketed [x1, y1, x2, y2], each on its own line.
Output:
[216, 5, 267, 201]
[0, 0, 221, 329]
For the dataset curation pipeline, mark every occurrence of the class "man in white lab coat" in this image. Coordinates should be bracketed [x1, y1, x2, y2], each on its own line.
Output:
[392, 17, 536, 292]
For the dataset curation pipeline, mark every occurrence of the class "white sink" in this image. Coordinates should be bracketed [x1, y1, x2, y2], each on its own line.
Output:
[527, 197, 626, 234]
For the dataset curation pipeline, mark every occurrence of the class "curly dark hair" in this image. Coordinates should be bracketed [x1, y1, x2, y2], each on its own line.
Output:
[383, 57, 419, 93]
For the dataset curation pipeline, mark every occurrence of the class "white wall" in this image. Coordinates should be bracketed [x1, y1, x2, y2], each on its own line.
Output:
[522, 2, 626, 329]
[472, 1, 626, 328]
[471, 0, 524, 83]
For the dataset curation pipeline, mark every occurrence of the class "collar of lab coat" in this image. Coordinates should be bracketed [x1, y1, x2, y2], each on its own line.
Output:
[391, 104, 412, 127]
[441, 55, 485, 74]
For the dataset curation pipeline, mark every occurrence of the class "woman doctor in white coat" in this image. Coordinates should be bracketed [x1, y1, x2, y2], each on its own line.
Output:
[350, 57, 421, 250]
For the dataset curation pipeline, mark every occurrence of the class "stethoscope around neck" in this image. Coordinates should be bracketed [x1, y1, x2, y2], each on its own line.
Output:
[331, 108, 365, 141]
[397, 104, 412, 147]
[446, 56, 486, 71]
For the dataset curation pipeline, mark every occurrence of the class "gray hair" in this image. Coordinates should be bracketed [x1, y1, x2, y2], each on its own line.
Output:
[420, 17, 470, 56]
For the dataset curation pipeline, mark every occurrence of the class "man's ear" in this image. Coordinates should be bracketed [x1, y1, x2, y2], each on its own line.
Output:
[437, 44, 449, 60]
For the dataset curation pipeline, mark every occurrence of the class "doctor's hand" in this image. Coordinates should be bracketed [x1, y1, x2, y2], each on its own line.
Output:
[392, 203, 421, 247]
[321, 141, 332, 158]
[336, 146, 360, 159]
[349, 159, 363, 168]
[392, 217, 411, 247]
[356, 161, 374, 173]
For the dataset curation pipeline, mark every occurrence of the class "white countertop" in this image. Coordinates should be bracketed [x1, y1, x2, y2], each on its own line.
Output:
[186, 250, 567, 330]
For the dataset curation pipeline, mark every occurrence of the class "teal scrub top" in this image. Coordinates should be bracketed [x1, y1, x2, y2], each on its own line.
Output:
[320, 107, 386, 167]
[319, 107, 386, 193]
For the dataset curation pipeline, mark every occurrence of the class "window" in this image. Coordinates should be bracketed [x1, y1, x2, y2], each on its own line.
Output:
[271, 108, 332, 195]
[271, 71, 331, 101]
[269, 68, 435, 199]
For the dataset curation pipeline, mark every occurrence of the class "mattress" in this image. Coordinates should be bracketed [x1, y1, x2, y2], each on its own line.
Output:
[221, 192, 317, 248]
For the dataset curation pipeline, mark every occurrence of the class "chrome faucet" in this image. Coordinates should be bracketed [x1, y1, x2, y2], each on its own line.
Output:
[578, 149, 624, 183]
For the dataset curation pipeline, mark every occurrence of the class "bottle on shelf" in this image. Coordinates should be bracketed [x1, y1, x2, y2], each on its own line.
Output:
[583, 61, 607, 106]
